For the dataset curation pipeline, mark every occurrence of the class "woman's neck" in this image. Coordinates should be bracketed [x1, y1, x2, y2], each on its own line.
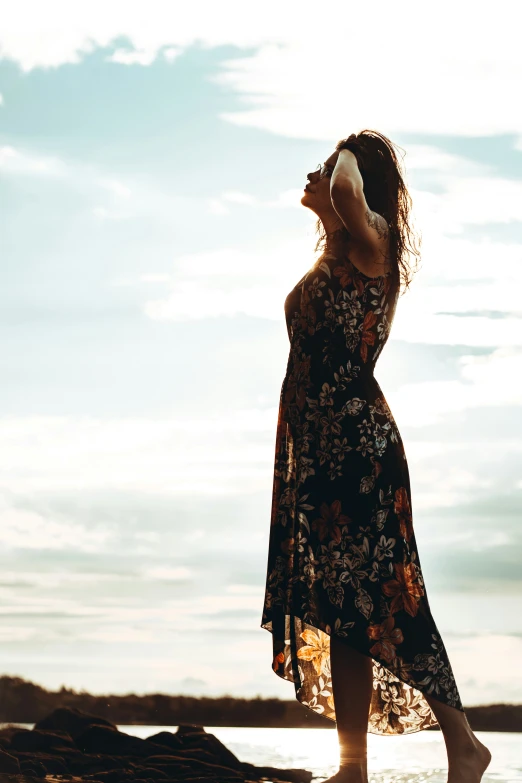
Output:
[324, 227, 351, 254]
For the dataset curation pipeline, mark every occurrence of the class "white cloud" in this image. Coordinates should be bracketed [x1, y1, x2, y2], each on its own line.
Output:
[163, 47, 180, 63]
[0, 497, 112, 551]
[1, 0, 521, 138]
[208, 188, 307, 214]
[401, 145, 492, 177]
[100, 179, 132, 198]
[221, 190, 258, 205]
[387, 347, 522, 428]
[208, 198, 230, 215]
[0, 411, 278, 496]
[449, 634, 522, 704]
[139, 566, 192, 581]
[106, 47, 158, 66]
[139, 236, 313, 320]
[413, 177, 522, 235]
[0, 145, 66, 175]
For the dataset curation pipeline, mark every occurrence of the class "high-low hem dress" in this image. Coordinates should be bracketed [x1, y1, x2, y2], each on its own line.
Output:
[261, 250, 465, 735]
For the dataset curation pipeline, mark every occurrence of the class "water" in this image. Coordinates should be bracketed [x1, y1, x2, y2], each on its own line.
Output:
[122, 725, 521, 783]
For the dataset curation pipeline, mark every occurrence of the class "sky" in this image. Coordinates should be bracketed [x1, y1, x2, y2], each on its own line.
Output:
[1, 0, 522, 707]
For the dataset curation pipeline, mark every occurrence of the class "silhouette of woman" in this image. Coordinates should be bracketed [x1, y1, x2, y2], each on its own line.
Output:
[261, 131, 491, 783]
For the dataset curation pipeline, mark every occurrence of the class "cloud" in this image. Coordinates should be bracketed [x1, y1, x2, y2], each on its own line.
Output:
[0, 145, 66, 175]
[0, 497, 113, 551]
[208, 187, 309, 214]
[448, 634, 522, 704]
[435, 310, 522, 320]
[387, 347, 522, 427]
[106, 48, 158, 66]
[0, 410, 278, 496]
[0, 0, 520, 139]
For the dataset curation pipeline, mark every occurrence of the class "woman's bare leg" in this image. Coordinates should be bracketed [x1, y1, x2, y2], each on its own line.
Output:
[326, 634, 373, 783]
[423, 692, 492, 783]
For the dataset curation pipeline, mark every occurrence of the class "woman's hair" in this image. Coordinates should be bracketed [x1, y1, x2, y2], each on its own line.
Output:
[314, 130, 421, 294]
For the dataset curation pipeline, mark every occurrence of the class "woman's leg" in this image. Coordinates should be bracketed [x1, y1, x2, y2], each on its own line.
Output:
[423, 693, 492, 783]
[328, 634, 373, 783]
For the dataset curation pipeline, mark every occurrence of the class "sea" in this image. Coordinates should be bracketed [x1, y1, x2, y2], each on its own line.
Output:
[121, 725, 521, 783]
[5, 724, 520, 782]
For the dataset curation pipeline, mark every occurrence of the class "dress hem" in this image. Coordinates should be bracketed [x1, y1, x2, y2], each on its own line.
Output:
[261, 608, 466, 736]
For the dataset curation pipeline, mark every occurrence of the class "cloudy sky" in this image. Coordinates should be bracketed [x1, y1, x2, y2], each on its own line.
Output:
[1, 0, 521, 707]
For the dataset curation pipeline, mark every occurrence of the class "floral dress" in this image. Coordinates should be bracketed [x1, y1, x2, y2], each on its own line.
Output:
[260, 249, 464, 735]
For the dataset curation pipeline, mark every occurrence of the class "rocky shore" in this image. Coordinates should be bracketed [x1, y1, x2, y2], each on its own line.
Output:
[0, 707, 313, 783]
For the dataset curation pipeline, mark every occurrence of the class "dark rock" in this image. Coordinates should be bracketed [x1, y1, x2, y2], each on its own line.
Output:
[67, 756, 135, 775]
[0, 776, 43, 783]
[12, 753, 69, 775]
[66, 754, 129, 777]
[145, 756, 244, 780]
[142, 733, 181, 752]
[74, 727, 174, 758]
[20, 759, 47, 778]
[129, 770, 169, 780]
[34, 708, 117, 740]
[11, 730, 76, 752]
[83, 771, 135, 783]
[147, 729, 242, 771]
[0, 749, 20, 773]
[175, 726, 206, 735]
[0, 724, 27, 746]
[10, 709, 314, 783]
[41, 758, 70, 775]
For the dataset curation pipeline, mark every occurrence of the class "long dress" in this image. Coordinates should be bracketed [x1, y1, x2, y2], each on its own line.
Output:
[260, 248, 465, 735]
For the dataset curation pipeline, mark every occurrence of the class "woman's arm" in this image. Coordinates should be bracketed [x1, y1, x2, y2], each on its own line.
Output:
[328, 149, 390, 258]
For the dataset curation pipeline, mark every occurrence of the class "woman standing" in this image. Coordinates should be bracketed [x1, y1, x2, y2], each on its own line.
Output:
[261, 131, 491, 783]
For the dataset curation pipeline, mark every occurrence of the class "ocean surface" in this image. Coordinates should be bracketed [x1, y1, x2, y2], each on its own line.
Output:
[121, 725, 521, 782]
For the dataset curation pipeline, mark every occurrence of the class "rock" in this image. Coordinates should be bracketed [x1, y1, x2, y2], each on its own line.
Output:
[145, 755, 244, 781]
[40, 757, 70, 775]
[147, 729, 242, 771]
[34, 709, 116, 740]
[13, 753, 69, 776]
[128, 769, 169, 780]
[0, 724, 27, 747]
[4, 708, 314, 783]
[82, 771, 136, 783]
[0, 749, 20, 773]
[11, 730, 76, 752]
[0, 776, 43, 783]
[74, 727, 173, 758]
[175, 726, 206, 734]
[19, 759, 47, 778]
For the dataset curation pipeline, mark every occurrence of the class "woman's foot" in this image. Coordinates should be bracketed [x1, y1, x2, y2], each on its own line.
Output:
[447, 736, 492, 783]
[321, 765, 367, 783]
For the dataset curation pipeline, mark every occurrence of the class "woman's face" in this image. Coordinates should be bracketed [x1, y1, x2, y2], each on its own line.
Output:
[300, 150, 341, 219]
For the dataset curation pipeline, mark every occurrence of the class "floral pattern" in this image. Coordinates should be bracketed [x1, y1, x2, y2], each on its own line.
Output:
[261, 250, 465, 735]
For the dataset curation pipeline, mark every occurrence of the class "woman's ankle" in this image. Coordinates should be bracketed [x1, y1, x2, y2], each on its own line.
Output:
[338, 760, 368, 781]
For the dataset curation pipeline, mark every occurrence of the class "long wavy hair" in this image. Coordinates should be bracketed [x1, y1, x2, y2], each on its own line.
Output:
[314, 130, 421, 294]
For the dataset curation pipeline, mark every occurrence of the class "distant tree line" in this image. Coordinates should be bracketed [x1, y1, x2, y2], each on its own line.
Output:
[0, 676, 521, 731]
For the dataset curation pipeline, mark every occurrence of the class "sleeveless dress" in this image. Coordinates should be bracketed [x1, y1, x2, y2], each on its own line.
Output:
[260, 249, 465, 735]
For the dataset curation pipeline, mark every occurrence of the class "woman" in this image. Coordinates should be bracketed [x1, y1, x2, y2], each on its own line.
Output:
[260, 131, 492, 783]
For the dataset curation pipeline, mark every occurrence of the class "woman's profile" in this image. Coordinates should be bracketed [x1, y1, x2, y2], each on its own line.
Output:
[261, 130, 492, 783]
